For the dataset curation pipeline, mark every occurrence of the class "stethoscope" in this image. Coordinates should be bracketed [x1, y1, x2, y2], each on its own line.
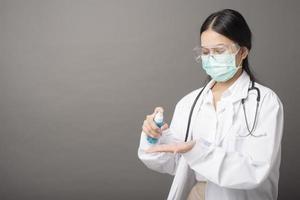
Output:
[184, 79, 261, 142]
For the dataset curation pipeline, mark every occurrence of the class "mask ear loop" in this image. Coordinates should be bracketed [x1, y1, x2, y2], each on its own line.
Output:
[235, 47, 244, 69]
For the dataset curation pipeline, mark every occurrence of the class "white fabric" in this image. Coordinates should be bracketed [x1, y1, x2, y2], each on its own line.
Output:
[137, 70, 284, 200]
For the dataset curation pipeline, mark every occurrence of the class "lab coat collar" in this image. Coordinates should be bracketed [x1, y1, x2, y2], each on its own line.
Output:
[203, 69, 251, 104]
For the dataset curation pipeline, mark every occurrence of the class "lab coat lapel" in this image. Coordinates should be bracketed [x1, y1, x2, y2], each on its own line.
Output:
[195, 80, 216, 113]
[167, 156, 196, 200]
[217, 72, 251, 145]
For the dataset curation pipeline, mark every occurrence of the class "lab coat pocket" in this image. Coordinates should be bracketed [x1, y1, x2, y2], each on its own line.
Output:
[235, 130, 267, 138]
[225, 122, 267, 154]
[231, 130, 269, 162]
[233, 120, 267, 138]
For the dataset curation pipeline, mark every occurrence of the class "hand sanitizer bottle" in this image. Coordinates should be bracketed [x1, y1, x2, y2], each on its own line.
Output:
[147, 111, 164, 144]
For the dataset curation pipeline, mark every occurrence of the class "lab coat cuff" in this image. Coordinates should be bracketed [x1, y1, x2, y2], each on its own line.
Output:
[181, 137, 214, 162]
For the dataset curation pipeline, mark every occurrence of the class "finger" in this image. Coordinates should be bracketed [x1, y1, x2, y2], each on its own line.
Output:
[143, 124, 160, 138]
[147, 121, 162, 138]
[142, 120, 158, 138]
[144, 144, 175, 153]
[142, 125, 152, 137]
[143, 118, 159, 136]
[146, 120, 161, 136]
[145, 145, 171, 153]
[142, 120, 151, 135]
[160, 123, 169, 131]
[185, 140, 196, 149]
[177, 141, 196, 153]
[146, 116, 161, 133]
[178, 141, 196, 149]
[145, 144, 166, 153]
[182, 140, 196, 146]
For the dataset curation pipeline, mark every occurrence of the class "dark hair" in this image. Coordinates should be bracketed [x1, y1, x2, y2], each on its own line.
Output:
[200, 9, 258, 83]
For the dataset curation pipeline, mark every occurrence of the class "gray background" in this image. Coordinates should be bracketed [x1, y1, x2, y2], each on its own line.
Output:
[0, 0, 299, 199]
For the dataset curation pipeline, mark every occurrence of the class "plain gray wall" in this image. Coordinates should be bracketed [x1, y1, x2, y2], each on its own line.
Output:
[0, 0, 299, 199]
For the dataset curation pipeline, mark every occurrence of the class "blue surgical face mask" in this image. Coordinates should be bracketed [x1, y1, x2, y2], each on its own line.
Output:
[201, 49, 242, 82]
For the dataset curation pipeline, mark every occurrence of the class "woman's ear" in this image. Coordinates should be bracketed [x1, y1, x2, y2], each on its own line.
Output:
[241, 47, 249, 59]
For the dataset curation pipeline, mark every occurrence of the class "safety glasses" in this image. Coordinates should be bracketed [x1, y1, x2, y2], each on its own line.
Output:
[193, 43, 240, 63]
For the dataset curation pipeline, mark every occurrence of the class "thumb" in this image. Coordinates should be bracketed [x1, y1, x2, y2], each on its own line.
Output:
[160, 123, 169, 131]
[186, 140, 196, 148]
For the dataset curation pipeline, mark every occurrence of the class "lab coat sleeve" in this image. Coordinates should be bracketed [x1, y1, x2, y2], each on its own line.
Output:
[181, 91, 284, 189]
[137, 102, 183, 176]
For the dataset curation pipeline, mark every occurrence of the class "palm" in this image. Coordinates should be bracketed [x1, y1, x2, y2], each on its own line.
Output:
[145, 140, 196, 154]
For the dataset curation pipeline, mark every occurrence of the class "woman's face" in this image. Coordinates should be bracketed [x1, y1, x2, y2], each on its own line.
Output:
[200, 29, 248, 66]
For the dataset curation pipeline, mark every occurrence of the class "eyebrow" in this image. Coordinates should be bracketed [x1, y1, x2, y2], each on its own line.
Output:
[201, 43, 226, 48]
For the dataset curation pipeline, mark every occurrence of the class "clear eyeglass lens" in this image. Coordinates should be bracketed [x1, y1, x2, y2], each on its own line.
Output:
[193, 43, 239, 63]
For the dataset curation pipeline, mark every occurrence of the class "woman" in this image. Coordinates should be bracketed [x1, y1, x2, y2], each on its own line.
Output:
[138, 9, 284, 200]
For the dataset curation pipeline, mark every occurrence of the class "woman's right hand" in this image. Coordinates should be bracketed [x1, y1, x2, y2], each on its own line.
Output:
[142, 107, 169, 139]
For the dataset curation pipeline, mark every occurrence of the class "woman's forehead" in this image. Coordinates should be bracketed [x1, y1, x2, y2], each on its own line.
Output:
[200, 29, 233, 46]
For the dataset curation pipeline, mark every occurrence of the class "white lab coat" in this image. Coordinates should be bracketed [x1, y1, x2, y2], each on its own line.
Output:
[137, 70, 284, 200]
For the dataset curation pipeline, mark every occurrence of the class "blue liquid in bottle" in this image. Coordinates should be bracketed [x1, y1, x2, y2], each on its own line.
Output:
[147, 111, 164, 144]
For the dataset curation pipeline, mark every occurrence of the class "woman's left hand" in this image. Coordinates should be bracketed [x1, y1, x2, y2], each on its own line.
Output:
[144, 140, 196, 154]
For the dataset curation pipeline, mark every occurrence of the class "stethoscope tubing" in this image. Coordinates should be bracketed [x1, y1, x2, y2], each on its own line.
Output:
[184, 79, 261, 142]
